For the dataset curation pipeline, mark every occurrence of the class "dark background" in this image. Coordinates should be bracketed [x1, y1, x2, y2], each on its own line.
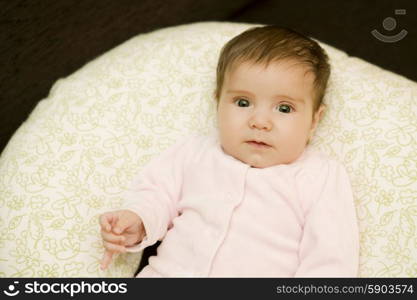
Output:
[1, 0, 416, 154]
[1, 0, 416, 273]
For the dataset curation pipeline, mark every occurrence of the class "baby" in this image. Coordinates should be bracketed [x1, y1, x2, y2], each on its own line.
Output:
[99, 25, 359, 277]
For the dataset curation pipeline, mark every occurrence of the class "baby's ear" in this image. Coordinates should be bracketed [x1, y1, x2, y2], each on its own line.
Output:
[315, 104, 326, 122]
[310, 104, 326, 134]
[213, 90, 221, 109]
[212, 90, 217, 100]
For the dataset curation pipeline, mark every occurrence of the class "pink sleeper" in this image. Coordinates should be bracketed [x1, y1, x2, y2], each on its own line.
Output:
[123, 134, 359, 277]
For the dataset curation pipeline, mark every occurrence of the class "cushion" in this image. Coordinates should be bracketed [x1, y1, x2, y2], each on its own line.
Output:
[0, 22, 416, 277]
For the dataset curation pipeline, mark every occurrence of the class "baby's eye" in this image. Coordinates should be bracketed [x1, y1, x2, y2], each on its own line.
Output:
[276, 104, 292, 113]
[235, 98, 250, 107]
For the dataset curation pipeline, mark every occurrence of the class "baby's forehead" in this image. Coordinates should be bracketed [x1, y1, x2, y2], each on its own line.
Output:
[224, 59, 318, 102]
[229, 57, 309, 71]
[227, 59, 316, 83]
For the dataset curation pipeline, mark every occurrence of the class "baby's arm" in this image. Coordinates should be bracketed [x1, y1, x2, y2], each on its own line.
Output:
[121, 137, 193, 251]
[98, 136, 195, 269]
[294, 160, 359, 277]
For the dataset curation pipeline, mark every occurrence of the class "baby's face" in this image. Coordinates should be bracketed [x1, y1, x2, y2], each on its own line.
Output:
[217, 60, 324, 168]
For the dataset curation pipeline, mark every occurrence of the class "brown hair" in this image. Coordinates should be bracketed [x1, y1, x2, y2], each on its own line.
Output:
[215, 25, 331, 111]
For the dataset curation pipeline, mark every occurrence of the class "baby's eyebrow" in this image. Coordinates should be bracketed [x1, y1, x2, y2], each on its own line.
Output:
[226, 89, 304, 104]
[273, 94, 305, 104]
[226, 89, 254, 96]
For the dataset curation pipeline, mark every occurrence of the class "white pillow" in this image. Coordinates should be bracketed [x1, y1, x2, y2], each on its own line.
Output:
[0, 22, 416, 277]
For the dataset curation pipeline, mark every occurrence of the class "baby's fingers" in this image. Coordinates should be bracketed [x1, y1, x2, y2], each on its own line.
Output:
[100, 242, 126, 270]
[102, 241, 127, 254]
[100, 250, 113, 270]
[101, 230, 125, 244]
[99, 213, 115, 232]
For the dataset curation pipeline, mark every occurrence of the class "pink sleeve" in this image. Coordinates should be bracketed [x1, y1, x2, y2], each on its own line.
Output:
[294, 160, 360, 277]
[121, 136, 194, 252]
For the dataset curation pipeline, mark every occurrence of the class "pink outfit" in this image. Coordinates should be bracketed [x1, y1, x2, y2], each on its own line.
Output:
[123, 134, 359, 277]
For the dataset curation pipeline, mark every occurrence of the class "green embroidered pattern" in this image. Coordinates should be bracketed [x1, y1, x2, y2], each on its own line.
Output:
[0, 22, 416, 277]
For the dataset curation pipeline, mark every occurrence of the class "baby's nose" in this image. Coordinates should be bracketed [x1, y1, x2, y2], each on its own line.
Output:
[248, 112, 272, 131]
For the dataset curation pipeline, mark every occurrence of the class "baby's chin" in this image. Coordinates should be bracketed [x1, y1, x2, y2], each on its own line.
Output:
[237, 153, 285, 169]
[236, 152, 299, 168]
[221, 144, 299, 168]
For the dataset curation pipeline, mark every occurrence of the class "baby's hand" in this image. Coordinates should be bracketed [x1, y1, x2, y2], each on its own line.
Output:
[99, 209, 145, 270]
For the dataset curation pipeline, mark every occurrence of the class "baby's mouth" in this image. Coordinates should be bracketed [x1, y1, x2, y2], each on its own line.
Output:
[246, 140, 271, 148]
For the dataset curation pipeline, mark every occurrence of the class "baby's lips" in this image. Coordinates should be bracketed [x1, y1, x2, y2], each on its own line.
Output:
[246, 140, 271, 147]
